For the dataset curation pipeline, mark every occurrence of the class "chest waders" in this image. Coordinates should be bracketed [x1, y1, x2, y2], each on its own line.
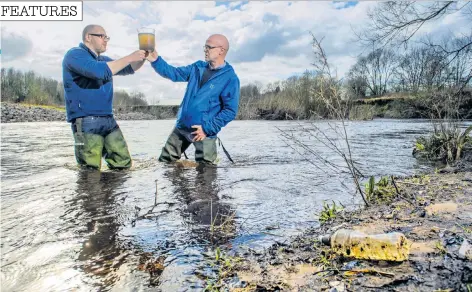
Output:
[73, 117, 132, 170]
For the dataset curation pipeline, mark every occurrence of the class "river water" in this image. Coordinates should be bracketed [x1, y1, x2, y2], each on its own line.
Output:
[1, 119, 464, 291]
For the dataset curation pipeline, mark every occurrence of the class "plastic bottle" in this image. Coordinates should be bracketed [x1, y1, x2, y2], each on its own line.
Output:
[320, 229, 410, 261]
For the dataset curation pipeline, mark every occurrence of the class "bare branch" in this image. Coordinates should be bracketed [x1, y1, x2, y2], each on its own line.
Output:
[360, 2, 456, 47]
[279, 32, 370, 206]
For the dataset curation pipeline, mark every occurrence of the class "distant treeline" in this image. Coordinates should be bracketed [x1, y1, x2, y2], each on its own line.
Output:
[1, 68, 148, 107]
[2, 43, 471, 121]
[237, 38, 472, 120]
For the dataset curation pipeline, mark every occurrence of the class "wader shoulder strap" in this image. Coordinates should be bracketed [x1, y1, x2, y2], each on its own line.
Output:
[183, 138, 234, 163]
[75, 117, 83, 133]
[217, 137, 234, 164]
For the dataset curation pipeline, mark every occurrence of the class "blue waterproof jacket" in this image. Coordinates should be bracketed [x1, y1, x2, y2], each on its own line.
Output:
[151, 56, 240, 137]
[62, 43, 134, 122]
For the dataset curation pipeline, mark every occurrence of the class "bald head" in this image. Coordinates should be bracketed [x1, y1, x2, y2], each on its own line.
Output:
[207, 34, 229, 52]
[204, 34, 230, 65]
[82, 24, 103, 41]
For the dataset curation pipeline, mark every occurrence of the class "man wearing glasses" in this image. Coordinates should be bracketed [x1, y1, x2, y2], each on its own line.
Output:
[147, 34, 240, 165]
[62, 24, 147, 170]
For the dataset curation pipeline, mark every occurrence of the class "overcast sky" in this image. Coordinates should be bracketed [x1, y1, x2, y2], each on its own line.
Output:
[1, 1, 469, 105]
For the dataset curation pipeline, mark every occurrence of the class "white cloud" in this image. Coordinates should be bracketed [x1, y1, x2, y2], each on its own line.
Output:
[1, 1, 468, 105]
[332, 2, 348, 10]
[229, 1, 243, 9]
[198, 5, 227, 18]
[114, 1, 142, 11]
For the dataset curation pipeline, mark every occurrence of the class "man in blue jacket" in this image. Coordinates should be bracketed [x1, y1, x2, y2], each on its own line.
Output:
[147, 34, 240, 165]
[63, 24, 147, 170]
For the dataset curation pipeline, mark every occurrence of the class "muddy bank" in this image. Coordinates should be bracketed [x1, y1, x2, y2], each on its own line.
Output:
[0, 102, 168, 123]
[202, 171, 472, 291]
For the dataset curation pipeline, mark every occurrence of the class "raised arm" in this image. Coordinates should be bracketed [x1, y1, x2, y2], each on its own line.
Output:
[147, 50, 193, 82]
[64, 49, 146, 80]
[106, 50, 147, 75]
[101, 52, 147, 76]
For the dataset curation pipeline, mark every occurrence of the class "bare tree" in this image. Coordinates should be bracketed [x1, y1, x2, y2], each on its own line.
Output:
[349, 48, 398, 96]
[395, 47, 430, 92]
[393, 46, 462, 92]
[113, 90, 148, 107]
[426, 35, 472, 88]
[345, 73, 368, 99]
[360, 3, 472, 165]
[357, 1, 472, 88]
[240, 84, 261, 100]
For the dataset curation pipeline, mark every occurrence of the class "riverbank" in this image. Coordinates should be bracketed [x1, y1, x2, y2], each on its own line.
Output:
[237, 91, 472, 120]
[3, 97, 472, 123]
[0, 102, 168, 123]
[202, 170, 472, 291]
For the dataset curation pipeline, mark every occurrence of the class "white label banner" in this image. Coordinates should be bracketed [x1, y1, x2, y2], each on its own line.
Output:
[0, 1, 83, 21]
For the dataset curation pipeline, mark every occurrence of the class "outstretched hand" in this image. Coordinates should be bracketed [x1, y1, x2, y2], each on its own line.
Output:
[146, 50, 158, 62]
[129, 50, 147, 62]
[191, 125, 206, 142]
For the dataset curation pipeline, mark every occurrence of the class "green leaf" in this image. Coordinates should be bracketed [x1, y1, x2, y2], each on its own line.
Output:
[215, 247, 221, 261]
[415, 142, 425, 151]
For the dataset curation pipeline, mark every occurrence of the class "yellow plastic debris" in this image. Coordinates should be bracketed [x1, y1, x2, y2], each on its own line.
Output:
[320, 229, 410, 262]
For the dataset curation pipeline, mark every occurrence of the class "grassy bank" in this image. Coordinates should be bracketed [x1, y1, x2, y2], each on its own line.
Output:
[237, 91, 472, 121]
[18, 103, 66, 112]
[202, 170, 472, 291]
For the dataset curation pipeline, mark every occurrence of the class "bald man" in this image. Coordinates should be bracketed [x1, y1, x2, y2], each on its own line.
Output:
[147, 34, 240, 165]
[62, 24, 147, 170]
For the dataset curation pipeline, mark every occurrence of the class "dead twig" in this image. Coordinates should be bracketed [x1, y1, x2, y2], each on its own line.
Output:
[396, 181, 426, 186]
[313, 268, 395, 278]
[391, 176, 415, 206]
[154, 179, 158, 205]
[391, 176, 401, 198]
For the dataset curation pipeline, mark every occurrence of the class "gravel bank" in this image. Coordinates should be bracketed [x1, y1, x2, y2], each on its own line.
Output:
[1, 103, 165, 123]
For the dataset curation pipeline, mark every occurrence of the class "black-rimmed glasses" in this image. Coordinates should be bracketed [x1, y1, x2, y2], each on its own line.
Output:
[203, 45, 224, 51]
[89, 34, 110, 41]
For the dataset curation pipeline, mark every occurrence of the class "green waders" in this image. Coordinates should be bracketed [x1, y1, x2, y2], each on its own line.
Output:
[73, 117, 132, 170]
[158, 127, 218, 165]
